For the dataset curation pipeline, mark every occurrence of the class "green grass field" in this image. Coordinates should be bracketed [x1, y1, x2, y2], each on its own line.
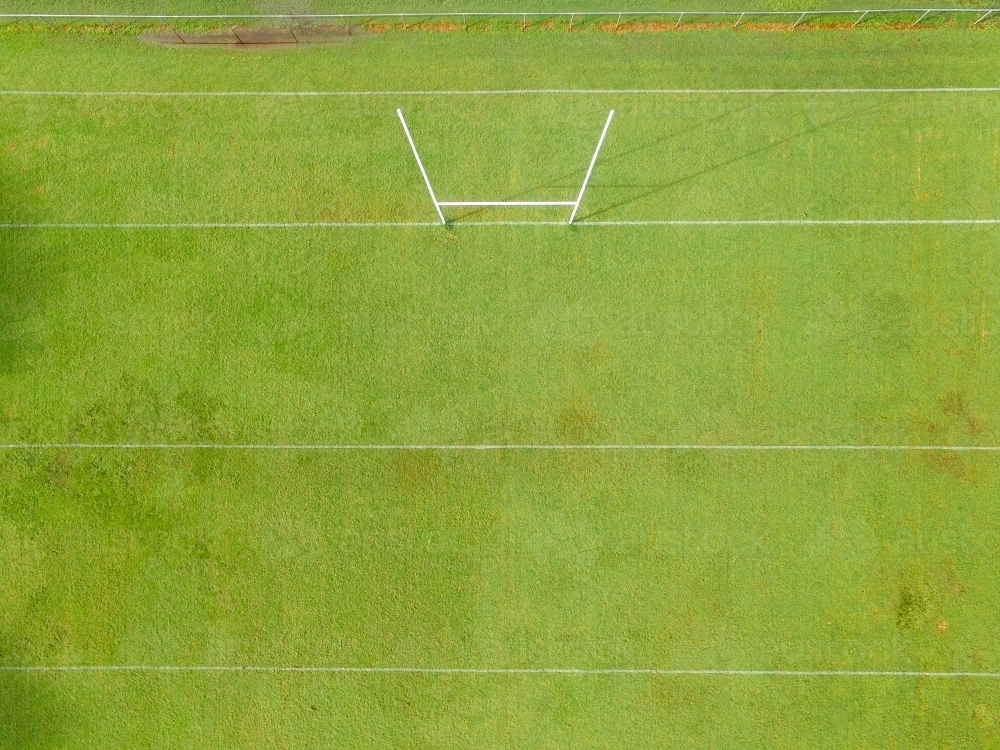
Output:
[4, 25, 1000, 749]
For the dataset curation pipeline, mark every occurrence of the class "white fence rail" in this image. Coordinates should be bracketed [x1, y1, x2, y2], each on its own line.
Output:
[2, 8, 1000, 37]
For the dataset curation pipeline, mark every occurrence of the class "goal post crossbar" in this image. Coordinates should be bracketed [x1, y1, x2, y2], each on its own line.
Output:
[439, 201, 576, 207]
[397, 108, 614, 225]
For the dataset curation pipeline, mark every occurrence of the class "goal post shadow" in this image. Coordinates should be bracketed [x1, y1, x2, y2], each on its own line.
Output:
[396, 108, 614, 225]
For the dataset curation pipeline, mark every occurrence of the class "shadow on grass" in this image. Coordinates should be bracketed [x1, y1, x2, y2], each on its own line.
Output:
[579, 98, 890, 221]
[446, 97, 772, 223]
[0, 163, 71, 748]
[0, 157, 57, 375]
[450, 97, 889, 223]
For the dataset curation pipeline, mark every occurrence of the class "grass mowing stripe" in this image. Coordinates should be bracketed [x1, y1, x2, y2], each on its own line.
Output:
[3, 226, 997, 446]
[3, 667, 1000, 677]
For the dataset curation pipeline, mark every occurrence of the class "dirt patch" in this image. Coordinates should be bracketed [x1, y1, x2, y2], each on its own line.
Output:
[895, 582, 927, 631]
[143, 23, 359, 47]
[923, 450, 978, 482]
[968, 414, 987, 437]
[606, 18, 969, 32]
[939, 391, 968, 417]
[19, 16, 994, 41]
[366, 21, 464, 32]
[548, 18, 964, 33]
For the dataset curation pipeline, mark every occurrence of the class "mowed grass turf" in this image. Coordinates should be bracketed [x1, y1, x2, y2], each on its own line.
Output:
[3, 28, 1000, 749]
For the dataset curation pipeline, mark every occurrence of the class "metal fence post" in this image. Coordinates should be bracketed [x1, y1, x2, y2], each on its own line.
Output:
[159, 15, 185, 42]
[280, 15, 299, 43]
[220, 15, 244, 43]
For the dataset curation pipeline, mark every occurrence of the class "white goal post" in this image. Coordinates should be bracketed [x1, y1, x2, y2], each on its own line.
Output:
[396, 108, 614, 225]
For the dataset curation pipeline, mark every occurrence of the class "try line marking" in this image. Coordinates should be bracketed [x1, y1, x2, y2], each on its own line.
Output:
[5, 219, 1000, 229]
[2, 666, 999, 678]
[2, 444, 999, 451]
[5, 87, 1000, 96]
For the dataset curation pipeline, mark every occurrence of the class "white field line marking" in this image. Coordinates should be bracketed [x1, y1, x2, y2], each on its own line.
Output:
[7, 88, 1000, 96]
[584, 218, 1000, 226]
[2, 444, 1000, 451]
[1, 665, 999, 678]
[438, 201, 577, 207]
[0, 222, 440, 229]
[6, 219, 1000, 229]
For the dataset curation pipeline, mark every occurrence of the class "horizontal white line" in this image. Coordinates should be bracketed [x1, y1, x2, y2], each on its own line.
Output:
[1, 665, 997, 677]
[4, 219, 1000, 229]
[586, 218, 1000, 225]
[439, 201, 577, 207]
[0, 222, 439, 229]
[4, 88, 1000, 96]
[1, 444, 998, 451]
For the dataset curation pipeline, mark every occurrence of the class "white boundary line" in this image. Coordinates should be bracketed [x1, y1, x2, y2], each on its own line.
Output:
[583, 218, 1000, 225]
[6, 88, 1000, 96]
[0, 222, 439, 229]
[5, 219, 1000, 229]
[1, 665, 998, 677]
[2, 443, 1000, 451]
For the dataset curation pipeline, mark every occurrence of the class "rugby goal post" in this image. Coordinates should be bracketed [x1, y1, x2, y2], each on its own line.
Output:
[396, 108, 614, 225]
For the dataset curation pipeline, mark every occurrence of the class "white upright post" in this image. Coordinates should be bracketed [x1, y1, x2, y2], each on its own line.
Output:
[569, 110, 614, 225]
[396, 108, 446, 225]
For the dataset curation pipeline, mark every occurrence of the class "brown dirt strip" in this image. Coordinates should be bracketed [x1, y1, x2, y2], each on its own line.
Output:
[79, 16, 1000, 47]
